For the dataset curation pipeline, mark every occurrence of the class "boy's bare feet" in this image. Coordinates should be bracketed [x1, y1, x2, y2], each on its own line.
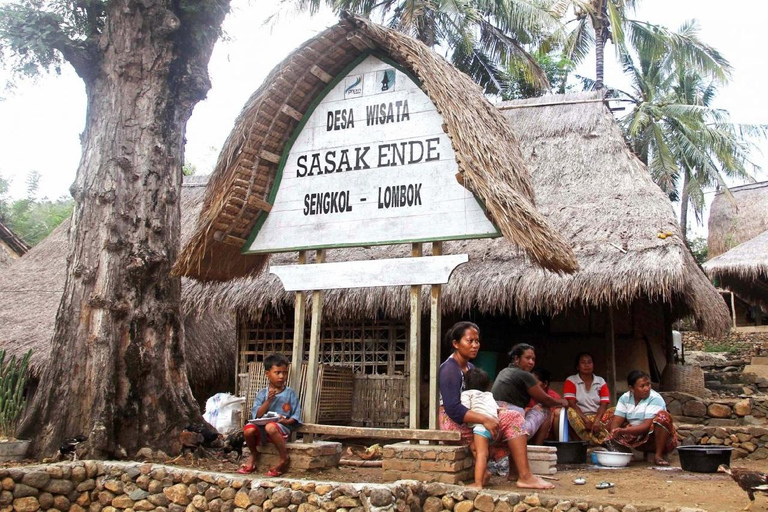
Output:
[516, 474, 555, 489]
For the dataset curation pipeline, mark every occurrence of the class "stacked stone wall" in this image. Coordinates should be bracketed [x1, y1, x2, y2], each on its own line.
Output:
[0, 461, 703, 512]
[676, 425, 768, 461]
[661, 392, 755, 425]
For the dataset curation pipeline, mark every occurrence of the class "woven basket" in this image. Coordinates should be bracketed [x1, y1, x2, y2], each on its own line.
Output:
[661, 363, 706, 398]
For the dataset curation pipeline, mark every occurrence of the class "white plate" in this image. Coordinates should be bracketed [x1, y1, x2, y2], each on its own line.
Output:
[248, 412, 281, 426]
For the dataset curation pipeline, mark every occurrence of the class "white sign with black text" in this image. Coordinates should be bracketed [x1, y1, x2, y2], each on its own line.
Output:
[246, 55, 498, 253]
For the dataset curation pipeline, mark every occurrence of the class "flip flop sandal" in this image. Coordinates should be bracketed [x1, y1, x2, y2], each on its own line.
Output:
[236, 465, 256, 475]
[573, 477, 586, 485]
[596, 481, 614, 490]
[265, 468, 283, 477]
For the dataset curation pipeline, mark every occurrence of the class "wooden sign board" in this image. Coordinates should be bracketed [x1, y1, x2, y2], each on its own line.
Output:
[245, 54, 499, 254]
[270, 254, 469, 291]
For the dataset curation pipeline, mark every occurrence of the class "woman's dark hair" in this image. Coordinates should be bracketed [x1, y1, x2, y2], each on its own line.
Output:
[627, 370, 650, 387]
[531, 367, 551, 384]
[574, 352, 594, 370]
[509, 343, 535, 361]
[444, 321, 480, 350]
[465, 368, 491, 392]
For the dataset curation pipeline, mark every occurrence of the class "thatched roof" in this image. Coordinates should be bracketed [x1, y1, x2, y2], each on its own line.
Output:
[708, 181, 768, 258]
[181, 92, 731, 337]
[174, 13, 578, 282]
[0, 175, 235, 402]
[704, 230, 768, 306]
[0, 221, 29, 269]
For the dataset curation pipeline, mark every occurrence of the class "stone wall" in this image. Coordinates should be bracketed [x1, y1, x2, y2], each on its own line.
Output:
[661, 392, 755, 425]
[677, 425, 768, 461]
[0, 461, 702, 512]
[682, 331, 768, 356]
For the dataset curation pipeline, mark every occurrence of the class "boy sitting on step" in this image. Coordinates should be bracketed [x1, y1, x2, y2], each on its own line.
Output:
[238, 354, 301, 476]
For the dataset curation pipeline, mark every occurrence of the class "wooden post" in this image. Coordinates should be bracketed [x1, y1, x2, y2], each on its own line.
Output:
[304, 249, 325, 424]
[605, 308, 616, 403]
[409, 243, 423, 429]
[290, 251, 307, 390]
[730, 292, 737, 329]
[428, 241, 443, 430]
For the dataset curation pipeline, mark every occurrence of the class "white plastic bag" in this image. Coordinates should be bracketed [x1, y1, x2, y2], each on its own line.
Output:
[203, 393, 246, 434]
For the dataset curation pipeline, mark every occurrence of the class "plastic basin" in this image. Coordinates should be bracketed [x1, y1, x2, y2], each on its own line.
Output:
[594, 450, 633, 467]
[678, 446, 733, 473]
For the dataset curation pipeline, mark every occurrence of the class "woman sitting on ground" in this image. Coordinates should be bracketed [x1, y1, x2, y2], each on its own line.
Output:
[438, 322, 554, 490]
[606, 370, 678, 466]
[491, 344, 569, 445]
[564, 352, 613, 445]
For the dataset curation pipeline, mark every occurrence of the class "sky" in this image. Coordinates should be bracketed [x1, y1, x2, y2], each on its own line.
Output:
[0, 0, 766, 239]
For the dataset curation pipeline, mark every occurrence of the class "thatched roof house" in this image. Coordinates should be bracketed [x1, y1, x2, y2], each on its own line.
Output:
[704, 230, 768, 307]
[183, 92, 729, 337]
[708, 181, 768, 258]
[0, 176, 235, 403]
[0, 221, 29, 269]
[174, 13, 577, 282]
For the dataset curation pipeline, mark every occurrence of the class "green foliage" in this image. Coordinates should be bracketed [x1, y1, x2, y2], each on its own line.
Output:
[290, 0, 560, 95]
[702, 341, 739, 355]
[687, 236, 708, 265]
[0, 171, 73, 246]
[0, 349, 32, 440]
[503, 50, 575, 100]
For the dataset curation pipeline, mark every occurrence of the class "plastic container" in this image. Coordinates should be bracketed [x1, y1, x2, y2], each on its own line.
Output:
[678, 446, 733, 473]
[544, 440, 588, 464]
[593, 450, 633, 467]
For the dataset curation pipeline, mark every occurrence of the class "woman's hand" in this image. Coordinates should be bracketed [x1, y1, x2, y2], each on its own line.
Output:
[583, 418, 594, 431]
[590, 420, 601, 435]
[481, 415, 499, 438]
[556, 398, 569, 408]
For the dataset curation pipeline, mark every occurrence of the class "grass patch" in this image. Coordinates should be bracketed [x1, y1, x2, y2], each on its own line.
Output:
[702, 341, 740, 355]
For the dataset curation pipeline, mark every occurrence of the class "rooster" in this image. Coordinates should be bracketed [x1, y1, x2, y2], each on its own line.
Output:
[719, 464, 768, 510]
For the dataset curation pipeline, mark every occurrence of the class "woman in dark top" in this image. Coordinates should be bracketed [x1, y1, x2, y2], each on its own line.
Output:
[438, 322, 555, 489]
[492, 344, 569, 444]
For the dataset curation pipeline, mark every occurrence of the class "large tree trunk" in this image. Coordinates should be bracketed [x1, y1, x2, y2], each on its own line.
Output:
[19, 0, 229, 458]
[680, 170, 690, 238]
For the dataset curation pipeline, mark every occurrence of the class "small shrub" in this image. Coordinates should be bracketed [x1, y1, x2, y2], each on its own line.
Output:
[702, 341, 740, 355]
[0, 349, 32, 440]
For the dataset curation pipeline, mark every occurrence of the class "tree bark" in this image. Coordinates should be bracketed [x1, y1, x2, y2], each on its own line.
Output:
[594, 22, 605, 90]
[19, 0, 229, 458]
[680, 169, 690, 238]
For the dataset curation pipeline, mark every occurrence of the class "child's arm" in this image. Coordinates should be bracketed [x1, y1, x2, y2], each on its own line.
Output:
[254, 387, 278, 418]
[279, 388, 302, 426]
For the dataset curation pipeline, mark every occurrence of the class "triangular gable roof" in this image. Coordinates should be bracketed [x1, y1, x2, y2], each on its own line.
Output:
[174, 13, 577, 281]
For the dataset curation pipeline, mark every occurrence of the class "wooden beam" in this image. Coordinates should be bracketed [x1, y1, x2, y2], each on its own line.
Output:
[290, 251, 307, 391]
[346, 31, 375, 51]
[429, 241, 443, 429]
[304, 249, 325, 424]
[310, 65, 333, 83]
[296, 423, 460, 442]
[213, 231, 247, 247]
[246, 194, 273, 212]
[259, 149, 282, 164]
[281, 104, 303, 122]
[409, 243, 422, 429]
[730, 292, 737, 329]
[605, 308, 616, 403]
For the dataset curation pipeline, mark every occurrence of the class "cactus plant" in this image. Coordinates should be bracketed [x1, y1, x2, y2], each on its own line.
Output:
[0, 349, 32, 440]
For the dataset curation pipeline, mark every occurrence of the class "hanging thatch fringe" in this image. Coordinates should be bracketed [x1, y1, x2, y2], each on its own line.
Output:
[179, 92, 731, 337]
[703, 230, 768, 307]
[173, 13, 578, 282]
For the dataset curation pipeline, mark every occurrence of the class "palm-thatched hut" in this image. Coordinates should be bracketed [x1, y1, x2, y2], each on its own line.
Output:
[178, 25, 730, 427]
[708, 181, 768, 258]
[704, 230, 768, 327]
[0, 175, 235, 404]
[0, 221, 29, 269]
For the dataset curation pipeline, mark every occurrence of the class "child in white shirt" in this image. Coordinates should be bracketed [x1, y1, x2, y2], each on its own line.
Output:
[461, 368, 498, 488]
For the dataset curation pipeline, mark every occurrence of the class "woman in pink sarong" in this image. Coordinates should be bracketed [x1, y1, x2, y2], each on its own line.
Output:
[438, 321, 555, 490]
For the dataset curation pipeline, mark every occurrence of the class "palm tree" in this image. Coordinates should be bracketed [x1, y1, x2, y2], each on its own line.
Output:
[290, 0, 562, 95]
[617, 21, 765, 236]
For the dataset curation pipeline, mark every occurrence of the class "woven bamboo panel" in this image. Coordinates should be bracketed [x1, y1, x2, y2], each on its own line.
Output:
[351, 374, 408, 428]
[660, 363, 706, 398]
[316, 365, 355, 425]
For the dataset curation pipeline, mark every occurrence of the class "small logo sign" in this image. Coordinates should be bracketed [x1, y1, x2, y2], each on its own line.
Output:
[344, 75, 363, 98]
[282, 403, 292, 413]
[377, 69, 396, 92]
